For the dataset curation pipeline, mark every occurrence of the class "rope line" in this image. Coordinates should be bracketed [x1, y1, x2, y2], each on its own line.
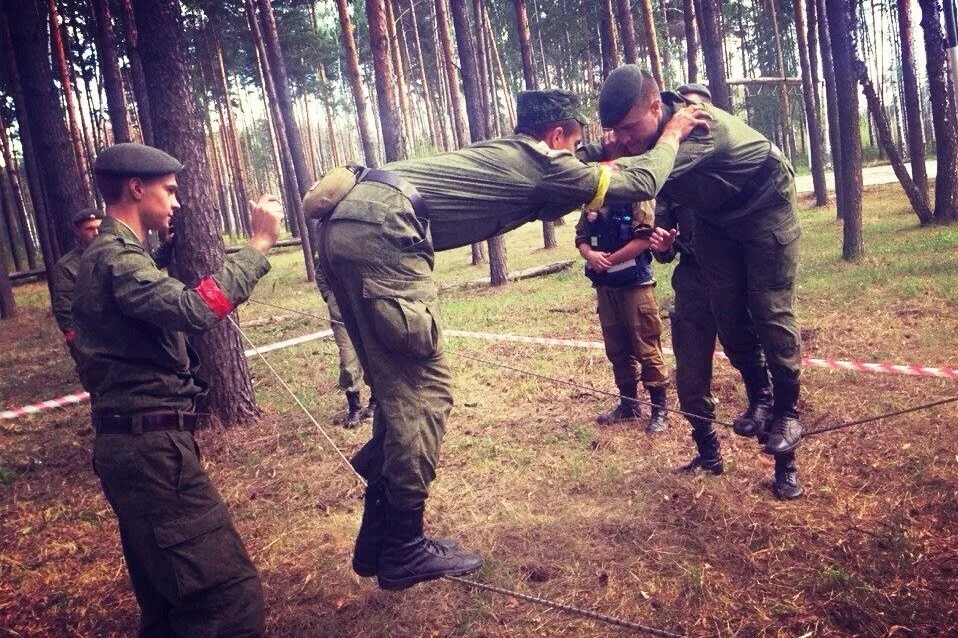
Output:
[232, 313, 681, 637]
[804, 395, 958, 436]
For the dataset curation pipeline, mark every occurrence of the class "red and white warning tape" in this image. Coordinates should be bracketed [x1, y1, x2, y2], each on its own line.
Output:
[4, 328, 955, 421]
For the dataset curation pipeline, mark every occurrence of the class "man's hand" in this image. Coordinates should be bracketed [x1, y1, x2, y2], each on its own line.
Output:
[248, 195, 284, 254]
[649, 227, 678, 253]
[659, 104, 712, 148]
[585, 250, 613, 272]
[602, 130, 626, 161]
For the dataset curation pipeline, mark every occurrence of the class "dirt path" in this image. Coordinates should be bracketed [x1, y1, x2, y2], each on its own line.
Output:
[795, 159, 938, 193]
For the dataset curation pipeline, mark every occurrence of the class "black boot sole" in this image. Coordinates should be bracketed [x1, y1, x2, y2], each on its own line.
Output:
[352, 560, 377, 578]
[377, 562, 482, 591]
[762, 438, 802, 456]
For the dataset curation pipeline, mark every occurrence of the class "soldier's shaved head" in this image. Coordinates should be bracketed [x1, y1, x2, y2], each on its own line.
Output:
[598, 65, 660, 129]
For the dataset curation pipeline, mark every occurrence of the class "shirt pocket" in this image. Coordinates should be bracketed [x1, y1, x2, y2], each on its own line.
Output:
[362, 276, 442, 360]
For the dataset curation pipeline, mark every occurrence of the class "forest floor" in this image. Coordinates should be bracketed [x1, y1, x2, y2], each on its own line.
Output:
[2, 184, 958, 637]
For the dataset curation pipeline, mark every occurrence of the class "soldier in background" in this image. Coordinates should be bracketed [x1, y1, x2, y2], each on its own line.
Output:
[50, 208, 103, 354]
[73, 142, 285, 636]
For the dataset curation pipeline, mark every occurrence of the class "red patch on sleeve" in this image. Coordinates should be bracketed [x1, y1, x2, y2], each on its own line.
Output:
[64, 329, 76, 343]
[195, 277, 234, 319]
[599, 160, 621, 172]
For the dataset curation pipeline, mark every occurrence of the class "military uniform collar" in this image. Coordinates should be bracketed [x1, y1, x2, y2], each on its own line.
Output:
[659, 91, 687, 125]
[100, 217, 144, 247]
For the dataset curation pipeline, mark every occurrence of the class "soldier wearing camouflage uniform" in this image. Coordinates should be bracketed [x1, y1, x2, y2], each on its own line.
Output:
[50, 207, 104, 357]
[308, 89, 710, 589]
[73, 143, 285, 636]
[589, 66, 803, 499]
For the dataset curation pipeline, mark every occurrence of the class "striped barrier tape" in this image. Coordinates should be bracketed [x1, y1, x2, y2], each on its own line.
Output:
[4, 328, 955, 421]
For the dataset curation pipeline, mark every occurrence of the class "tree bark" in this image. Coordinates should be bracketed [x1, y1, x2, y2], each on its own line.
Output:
[0, 210, 16, 318]
[814, 0, 842, 214]
[367, 0, 406, 162]
[117, 0, 152, 144]
[5, 0, 91, 262]
[448, 0, 509, 284]
[386, 0, 414, 150]
[918, 0, 958, 224]
[615, 0, 640, 64]
[133, 0, 260, 425]
[514, 0, 539, 88]
[471, 0, 493, 137]
[435, 0, 468, 148]
[825, 0, 863, 259]
[0, 114, 37, 269]
[600, 0, 621, 79]
[683, 0, 699, 82]
[855, 61, 933, 224]
[638, 0, 663, 87]
[335, 0, 377, 165]
[768, 0, 795, 161]
[695, 0, 730, 110]
[792, 0, 827, 205]
[897, 0, 928, 205]
[46, 0, 92, 202]
[407, 0, 440, 149]
[91, 0, 131, 142]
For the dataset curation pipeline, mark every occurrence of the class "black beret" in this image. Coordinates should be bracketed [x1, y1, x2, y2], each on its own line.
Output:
[516, 89, 589, 128]
[93, 143, 184, 176]
[676, 83, 712, 101]
[71, 207, 105, 225]
[598, 64, 654, 128]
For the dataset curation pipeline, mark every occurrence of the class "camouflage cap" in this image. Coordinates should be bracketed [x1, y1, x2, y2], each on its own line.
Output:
[72, 206, 105, 225]
[676, 83, 712, 101]
[516, 89, 589, 129]
[93, 143, 184, 177]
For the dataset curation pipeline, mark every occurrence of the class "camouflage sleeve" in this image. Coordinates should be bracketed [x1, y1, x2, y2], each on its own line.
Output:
[603, 142, 677, 203]
[151, 240, 174, 270]
[575, 141, 608, 163]
[652, 200, 679, 264]
[573, 209, 592, 247]
[667, 129, 714, 181]
[50, 262, 75, 334]
[111, 245, 271, 332]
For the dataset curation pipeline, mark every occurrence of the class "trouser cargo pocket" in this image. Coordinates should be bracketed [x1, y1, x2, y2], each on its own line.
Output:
[363, 276, 442, 359]
[154, 503, 253, 598]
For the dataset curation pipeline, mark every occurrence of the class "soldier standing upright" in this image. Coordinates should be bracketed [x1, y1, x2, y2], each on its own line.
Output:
[588, 66, 803, 499]
[73, 142, 285, 635]
[306, 90, 711, 590]
[50, 208, 103, 356]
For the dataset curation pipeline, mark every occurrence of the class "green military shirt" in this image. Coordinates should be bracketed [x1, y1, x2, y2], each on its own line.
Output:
[579, 92, 796, 237]
[72, 217, 270, 416]
[50, 246, 84, 335]
[384, 133, 678, 251]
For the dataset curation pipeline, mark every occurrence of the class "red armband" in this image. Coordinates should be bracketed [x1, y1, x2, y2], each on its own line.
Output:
[64, 329, 76, 343]
[195, 277, 234, 319]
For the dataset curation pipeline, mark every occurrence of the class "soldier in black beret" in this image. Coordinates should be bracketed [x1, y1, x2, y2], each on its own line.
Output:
[74, 143, 285, 636]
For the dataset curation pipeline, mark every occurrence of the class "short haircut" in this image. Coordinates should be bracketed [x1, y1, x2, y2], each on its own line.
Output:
[94, 173, 164, 205]
[599, 65, 661, 127]
[515, 118, 583, 140]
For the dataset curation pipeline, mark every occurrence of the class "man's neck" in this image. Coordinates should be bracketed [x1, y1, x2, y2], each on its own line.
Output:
[106, 204, 146, 243]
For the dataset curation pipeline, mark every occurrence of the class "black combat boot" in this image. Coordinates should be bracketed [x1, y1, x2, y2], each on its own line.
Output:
[772, 452, 804, 500]
[763, 381, 802, 455]
[359, 393, 377, 421]
[353, 482, 459, 578]
[732, 368, 774, 437]
[344, 391, 363, 429]
[377, 505, 483, 591]
[597, 382, 641, 425]
[679, 419, 724, 475]
[646, 386, 670, 433]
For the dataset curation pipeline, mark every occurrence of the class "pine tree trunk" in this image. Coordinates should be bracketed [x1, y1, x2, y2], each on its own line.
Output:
[814, 0, 842, 214]
[0, 182, 22, 272]
[917, 0, 958, 224]
[531, 0, 551, 86]
[514, 0, 539, 88]
[46, 0, 92, 202]
[5, 0, 90, 262]
[367, 0, 406, 163]
[449, 0, 509, 284]
[0, 214, 16, 318]
[245, 0, 316, 280]
[119, 0, 152, 143]
[334, 0, 377, 165]
[489, 11, 516, 129]
[407, 0, 440, 149]
[683, 0, 699, 82]
[215, 38, 250, 234]
[616, 0, 640, 64]
[435, 0, 468, 148]
[600, 0, 621, 78]
[793, 0, 828, 205]
[133, 0, 261, 426]
[897, 0, 928, 204]
[91, 0, 131, 142]
[472, 0, 493, 137]
[855, 60, 933, 224]
[825, 0, 863, 259]
[638, 0, 663, 87]
[768, 0, 796, 161]
[695, 0, 730, 110]
[0, 114, 38, 269]
[386, 0, 414, 150]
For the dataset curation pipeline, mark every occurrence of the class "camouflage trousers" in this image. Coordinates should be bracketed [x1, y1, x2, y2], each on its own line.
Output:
[596, 283, 670, 390]
[314, 263, 365, 394]
[669, 259, 718, 427]
[93, 428, 263, 637]
[316, 181, 453, 510]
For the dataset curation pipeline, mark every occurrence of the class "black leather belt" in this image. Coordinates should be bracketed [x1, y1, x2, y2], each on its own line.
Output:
[359, 168, 430, 220]
[94, 412, 199, 435]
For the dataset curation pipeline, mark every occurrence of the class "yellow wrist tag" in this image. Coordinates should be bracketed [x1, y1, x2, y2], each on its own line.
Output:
[586, 164, 612, 211]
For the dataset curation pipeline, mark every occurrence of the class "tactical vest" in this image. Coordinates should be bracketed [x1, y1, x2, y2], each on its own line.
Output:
[583, 203, 654, 288]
